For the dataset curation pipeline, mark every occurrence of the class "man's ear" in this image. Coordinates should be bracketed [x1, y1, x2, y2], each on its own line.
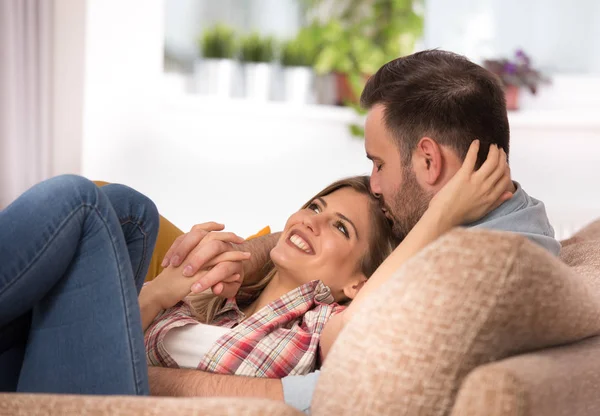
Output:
[343, 275, 368, 300]
[414, 137, 443, 186]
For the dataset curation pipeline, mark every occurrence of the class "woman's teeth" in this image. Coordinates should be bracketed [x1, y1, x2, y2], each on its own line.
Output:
[290, 234, 311, 253]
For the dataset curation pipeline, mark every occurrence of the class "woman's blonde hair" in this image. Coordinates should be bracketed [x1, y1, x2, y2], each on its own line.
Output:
[187, 176, 398, 323]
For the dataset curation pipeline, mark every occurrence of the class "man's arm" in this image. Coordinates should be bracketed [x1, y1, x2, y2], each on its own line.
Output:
[235, 232, 281, 285]
[148, 366, 283, 400]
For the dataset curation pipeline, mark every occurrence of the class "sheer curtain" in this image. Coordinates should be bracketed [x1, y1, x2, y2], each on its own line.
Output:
[0, 0, 53, 208]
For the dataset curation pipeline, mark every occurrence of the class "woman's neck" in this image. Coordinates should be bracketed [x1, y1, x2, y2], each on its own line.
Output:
[242, 270, 297, 319]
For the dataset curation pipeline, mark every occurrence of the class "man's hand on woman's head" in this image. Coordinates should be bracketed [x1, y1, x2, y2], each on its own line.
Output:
[160, 222, 250, 299]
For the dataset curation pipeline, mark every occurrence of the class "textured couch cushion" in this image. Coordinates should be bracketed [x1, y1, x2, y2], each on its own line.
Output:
[0, 394, 303, 416]
[312, 228, 600, 416]
[559, 220, 600, 295]
[449, 220, 600, 416]
[449, 336, 600, 416]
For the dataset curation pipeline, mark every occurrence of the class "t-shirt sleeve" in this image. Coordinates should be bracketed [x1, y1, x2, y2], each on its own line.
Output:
[281, 370, 320, 414]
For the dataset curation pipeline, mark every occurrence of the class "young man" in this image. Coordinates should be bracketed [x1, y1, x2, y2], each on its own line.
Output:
[151, 50, 560, 412]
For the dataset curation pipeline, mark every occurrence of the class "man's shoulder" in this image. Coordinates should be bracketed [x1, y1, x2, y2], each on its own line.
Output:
[469, 183, 561, 255]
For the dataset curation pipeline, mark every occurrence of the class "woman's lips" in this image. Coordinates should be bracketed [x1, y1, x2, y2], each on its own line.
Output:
[286, 230, 314, 254]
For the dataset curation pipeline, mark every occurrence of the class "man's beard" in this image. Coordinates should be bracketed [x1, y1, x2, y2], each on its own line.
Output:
[383, 168, 432, 241]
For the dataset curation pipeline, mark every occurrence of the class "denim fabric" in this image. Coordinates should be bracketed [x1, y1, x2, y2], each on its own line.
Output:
[0, 175, 158, 395]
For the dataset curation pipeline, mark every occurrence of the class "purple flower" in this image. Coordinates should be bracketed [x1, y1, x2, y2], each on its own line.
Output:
[504, 62, 517, 75]
[515, 49, 531, 66]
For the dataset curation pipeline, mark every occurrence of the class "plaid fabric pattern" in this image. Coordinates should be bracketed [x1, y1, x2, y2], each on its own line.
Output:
[144, 280, 345, 377]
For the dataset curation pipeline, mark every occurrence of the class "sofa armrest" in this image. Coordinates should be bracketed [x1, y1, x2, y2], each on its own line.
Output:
[451, 336, 600, 416]
[0, 394, 303, 416]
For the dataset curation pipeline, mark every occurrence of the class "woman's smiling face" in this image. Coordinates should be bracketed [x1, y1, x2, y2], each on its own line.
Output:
[270, 187, 373, 302]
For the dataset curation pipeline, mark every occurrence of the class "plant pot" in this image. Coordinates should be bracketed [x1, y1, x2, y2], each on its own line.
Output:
[282, 66, 314, 104]
[335, 72, 355, 105]
[244, 62, 273, 101]
[314, 73, 337, 106]
[334, 72, 371, 106]
[505, 85, 520, 111]
[194, 58, 237, 97]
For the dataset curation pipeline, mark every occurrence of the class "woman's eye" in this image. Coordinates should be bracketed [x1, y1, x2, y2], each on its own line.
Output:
[376, 164, 383, 172]
[335, 221, 349, 238]
[307, 203, 320, 213]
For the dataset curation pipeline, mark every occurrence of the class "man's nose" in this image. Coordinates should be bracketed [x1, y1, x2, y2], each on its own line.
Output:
[370, 175, 382, 198]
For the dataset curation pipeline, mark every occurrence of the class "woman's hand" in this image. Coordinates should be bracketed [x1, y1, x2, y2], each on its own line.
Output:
[429, 140, 513, 226]
[147, 241, 251, 310]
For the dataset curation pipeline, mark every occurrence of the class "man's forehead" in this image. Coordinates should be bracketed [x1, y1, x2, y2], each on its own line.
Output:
[364, 127, 386, 158]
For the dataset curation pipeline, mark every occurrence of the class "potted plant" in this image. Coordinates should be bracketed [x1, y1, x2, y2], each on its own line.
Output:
[302, 0, 424, 135]
[483, 49, 549, 111]
[240, 33, 276, 101]
[280, 27, 318, 104]
[195, 24, 238, 97]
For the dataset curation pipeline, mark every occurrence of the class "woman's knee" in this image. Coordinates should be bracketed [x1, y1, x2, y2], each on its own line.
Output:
[35, 175, 98, 205]
[101, 184, 160, 236]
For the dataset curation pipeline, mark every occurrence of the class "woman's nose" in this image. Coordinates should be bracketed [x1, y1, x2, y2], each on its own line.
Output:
[303, 214, 321, 235]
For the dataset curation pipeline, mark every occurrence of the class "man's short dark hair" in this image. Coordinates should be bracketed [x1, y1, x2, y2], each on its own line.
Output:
[361, 50, 509, 168]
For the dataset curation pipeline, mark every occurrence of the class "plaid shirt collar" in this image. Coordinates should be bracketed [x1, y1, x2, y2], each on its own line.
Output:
[214, 279, 337, 324]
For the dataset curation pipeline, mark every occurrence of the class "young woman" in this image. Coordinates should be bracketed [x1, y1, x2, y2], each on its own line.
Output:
[142, 175, 398, 377]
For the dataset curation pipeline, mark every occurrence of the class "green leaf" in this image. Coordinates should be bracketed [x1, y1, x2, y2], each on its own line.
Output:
[349, 124, 365, 138]
[303, 0, 424, 130]
[240, 33, 275, 63]
[198, 24, 237, 59]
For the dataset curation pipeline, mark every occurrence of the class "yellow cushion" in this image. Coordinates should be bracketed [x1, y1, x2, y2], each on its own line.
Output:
[93, 181, 270, 282]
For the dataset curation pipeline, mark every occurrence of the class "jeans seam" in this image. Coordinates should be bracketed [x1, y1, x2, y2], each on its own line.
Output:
[118, 217, 150, 284]
[94, 211, 146, 395]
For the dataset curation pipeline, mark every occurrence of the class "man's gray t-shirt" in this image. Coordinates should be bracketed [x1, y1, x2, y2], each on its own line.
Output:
[281, 182, 560, 412]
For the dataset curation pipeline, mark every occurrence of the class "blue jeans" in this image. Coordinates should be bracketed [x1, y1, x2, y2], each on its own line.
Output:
[0, 175, 159, 395]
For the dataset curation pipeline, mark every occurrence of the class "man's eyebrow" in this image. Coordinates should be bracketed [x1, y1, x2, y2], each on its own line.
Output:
[366, 153, 381, 161]
[316, 197, 359, 239]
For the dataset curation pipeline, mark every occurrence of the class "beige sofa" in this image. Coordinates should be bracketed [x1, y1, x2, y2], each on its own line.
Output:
[3, 221, 600, 416]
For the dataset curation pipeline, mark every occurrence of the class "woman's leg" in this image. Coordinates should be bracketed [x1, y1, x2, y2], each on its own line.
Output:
[100, 183, 159, 293]
[0, 175, 158, 395]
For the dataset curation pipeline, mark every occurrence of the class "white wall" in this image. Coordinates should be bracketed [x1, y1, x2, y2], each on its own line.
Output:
[81, 0, 164, 187]
[52, 0, 86, 176]
[87, 96, 368, 237]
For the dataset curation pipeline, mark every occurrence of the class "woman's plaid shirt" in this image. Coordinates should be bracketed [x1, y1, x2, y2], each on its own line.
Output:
[145, 280, 345, 378]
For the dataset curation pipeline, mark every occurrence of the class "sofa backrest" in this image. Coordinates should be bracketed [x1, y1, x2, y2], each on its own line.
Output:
[449, 220, 600, 416]
[312, 227, 600, 416]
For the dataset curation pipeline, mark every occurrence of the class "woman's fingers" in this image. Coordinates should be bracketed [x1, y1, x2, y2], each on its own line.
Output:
[461, 139, 480, 173]
[483, 149, 508, 191]
[475, 143, 500, 179]
[163, 222, 225, 267]
[161, 234, 186, 267]
[179, 232, 246, 277]
[204, 251, 251, 268]
[191, 261, 243, 294]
